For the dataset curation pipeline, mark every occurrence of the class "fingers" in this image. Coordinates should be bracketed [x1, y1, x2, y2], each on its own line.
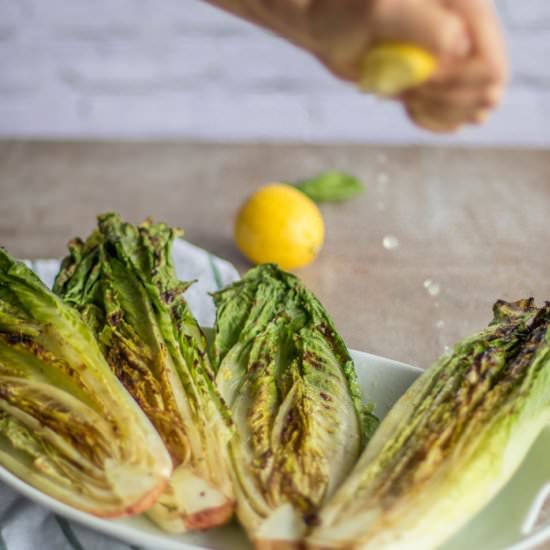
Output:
[402, 0, 507, 132]
[404, 82, 501, 133]
[368, 0, 471, 60]
[310, 0, 508, 133]
[450, 0, 508, 84]
[407, 95, 488, 126]
[318, 0, 471, 82]
[406, 103, 464, 133]
[404, 80, 503, 110]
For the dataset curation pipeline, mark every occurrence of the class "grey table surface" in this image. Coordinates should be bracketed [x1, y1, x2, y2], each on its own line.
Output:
[0, 140, 550, 547]
[1, 140, 549, 368]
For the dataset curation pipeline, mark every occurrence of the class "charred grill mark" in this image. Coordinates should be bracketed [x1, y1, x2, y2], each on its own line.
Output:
[107, 310, 123, 326]
[4, 333, 34, 345]
[318, 323, 338, 349]
[492, 298, 537, 325]
[253, 449, 273, 470]
[319, 391, 332, 402]
[509, 325, 548, 379]
[304, 513, 321, 527]
[68, 237, 85, 249]
[150, 241, 162, 273]
[149, 234, 161, 249]
[1, 333, 86, 382]
[303, 351, 323, 370]
[108, 343, 188, 464]
[1, 387, 111, 468]
[161, 289, 177, 303]
[249, 361, 263, 373]
[368, 308, 550, 507]
[274, 467, 321, 516]
[203, 366, 215, 382]
[408, 446, 427, 466]
[281, 408, 296, 445]
[108, 344, 161, 404]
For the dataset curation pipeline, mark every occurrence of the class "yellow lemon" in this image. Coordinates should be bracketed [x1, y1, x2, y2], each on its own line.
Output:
[234, 183, 325, 270]
[359, 42, 437, 97]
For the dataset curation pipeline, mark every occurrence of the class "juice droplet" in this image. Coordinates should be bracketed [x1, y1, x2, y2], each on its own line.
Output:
[423, 279, 441, 297]
[377, 172, 389, 184]
[376, 172, 389, 192]
[383, 235, 399, 250]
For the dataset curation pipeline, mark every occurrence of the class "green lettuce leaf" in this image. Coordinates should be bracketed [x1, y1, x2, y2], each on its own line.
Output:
[308, 299, 550, 550]
[53, 213, 234, 532]
[212, 264, 376, 546]
[0, 248, 172, 517]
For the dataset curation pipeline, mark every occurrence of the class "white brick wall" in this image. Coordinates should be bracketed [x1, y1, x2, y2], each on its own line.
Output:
[0, 0, 549, 146]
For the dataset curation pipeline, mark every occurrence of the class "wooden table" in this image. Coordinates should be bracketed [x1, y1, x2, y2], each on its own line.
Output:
[1, 140, 549, 367]
[1, 140, 550, 546]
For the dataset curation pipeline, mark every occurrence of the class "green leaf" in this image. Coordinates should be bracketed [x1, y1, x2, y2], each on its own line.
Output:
[362, 406, 380, 442]
[0, 247, 172, 518]
[54, 213, 235, 533]
[212, 263, 376, 545]
[309, 299, 550, 550]
[294, 171, 365, 203]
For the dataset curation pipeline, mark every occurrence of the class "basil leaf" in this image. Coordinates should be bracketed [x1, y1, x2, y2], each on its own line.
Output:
[295, 171, 365, 203]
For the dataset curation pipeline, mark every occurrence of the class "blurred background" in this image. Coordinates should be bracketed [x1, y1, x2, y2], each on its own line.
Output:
[1, 0, 550, 145]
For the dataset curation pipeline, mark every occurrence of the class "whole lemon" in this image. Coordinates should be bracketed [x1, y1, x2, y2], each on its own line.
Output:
[234, 183, 325, 270]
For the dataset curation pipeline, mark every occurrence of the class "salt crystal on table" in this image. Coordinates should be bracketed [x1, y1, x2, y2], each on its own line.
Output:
[383, 235, 399, 250]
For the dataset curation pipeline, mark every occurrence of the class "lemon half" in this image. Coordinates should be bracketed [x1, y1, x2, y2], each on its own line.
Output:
[359, 42, 437, 96]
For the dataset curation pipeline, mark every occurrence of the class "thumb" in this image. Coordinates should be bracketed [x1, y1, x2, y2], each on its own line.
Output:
[369, 0, 471, 61]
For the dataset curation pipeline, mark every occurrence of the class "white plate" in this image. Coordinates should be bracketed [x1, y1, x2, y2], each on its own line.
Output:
[1, 349, 549, 550]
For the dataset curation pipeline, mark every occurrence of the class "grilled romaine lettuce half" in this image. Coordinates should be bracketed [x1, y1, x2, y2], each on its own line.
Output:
[0, 248, 171, 517]
[212, 264, 377, 548]
[53, 213, 234, 532]
[308, 299, 550, 550]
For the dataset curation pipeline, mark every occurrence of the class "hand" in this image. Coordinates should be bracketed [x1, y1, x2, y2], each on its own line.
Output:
[315, 0, 508, 133]
[388, 0, 508, 132]
[206, 0, 508, 132]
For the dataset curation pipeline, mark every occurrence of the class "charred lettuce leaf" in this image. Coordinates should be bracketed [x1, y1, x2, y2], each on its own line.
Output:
[0, 248, 171, 517]
[308, 299, 550, 550]
[212, 264, 375, 547]
[53, 213, 234, 532]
